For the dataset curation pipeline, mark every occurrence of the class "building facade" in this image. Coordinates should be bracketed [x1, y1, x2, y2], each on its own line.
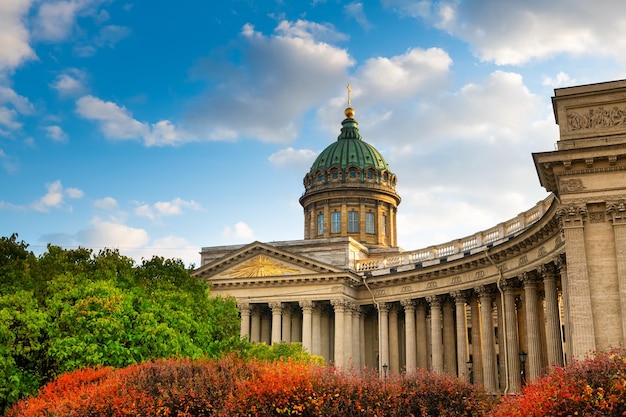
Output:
[194, 80, 626, 394]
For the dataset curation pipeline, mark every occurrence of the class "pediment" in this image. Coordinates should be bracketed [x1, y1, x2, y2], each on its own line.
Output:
[193, 241, 347, 282]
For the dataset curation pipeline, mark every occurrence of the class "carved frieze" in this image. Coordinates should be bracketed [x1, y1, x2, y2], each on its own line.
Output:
[559, 178, 585, 193]
[567, 105, 626, 131]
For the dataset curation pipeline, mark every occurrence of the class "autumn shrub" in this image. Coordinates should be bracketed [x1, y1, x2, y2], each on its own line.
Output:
[8, 357, 492, 417]
[488, 348, 626, 417]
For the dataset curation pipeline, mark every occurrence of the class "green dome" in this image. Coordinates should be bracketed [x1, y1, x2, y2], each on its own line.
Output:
[308, 116, 390, 173]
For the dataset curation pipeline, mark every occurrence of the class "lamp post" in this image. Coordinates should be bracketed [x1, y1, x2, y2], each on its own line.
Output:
[382, 363, 388, 379]
[519, 351, 527, 386]
[466, 357, 474, 384]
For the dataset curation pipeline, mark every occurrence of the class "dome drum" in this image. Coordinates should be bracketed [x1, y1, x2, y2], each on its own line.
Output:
[300, 107, 400, 248]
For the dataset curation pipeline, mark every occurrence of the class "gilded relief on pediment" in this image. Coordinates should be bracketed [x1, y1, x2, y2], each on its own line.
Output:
[227, 255, 301, 278]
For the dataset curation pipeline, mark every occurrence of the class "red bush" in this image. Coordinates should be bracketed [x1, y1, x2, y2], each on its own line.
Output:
[7, 357, 491, 417]
[489, 348, 626, 417]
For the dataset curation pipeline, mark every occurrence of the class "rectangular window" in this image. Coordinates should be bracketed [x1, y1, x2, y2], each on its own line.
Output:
[317, 214, 324, 235]
[366, 212, 375, 234]
[382, 214, 387, 236]
[348, 211, 358, 233]
[331, 212, 341, 233]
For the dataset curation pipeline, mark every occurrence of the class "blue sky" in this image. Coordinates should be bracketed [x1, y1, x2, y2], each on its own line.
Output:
[2, 0, 626, 266]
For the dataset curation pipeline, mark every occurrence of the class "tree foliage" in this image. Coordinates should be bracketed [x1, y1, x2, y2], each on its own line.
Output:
[0, 235, 240, 412]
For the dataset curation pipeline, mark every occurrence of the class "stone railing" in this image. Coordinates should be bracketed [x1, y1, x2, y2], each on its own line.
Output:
[355, 195, 554, 272]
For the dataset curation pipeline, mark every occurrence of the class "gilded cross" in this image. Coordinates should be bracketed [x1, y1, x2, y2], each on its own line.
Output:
[347, 83, 352, 107]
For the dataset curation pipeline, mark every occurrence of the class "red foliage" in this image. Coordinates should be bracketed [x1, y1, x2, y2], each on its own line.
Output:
[7, 357, 491, 417]
[489, 348, 626, 417]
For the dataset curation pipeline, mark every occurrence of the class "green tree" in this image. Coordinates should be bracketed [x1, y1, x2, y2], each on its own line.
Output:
[0, 236, 241, 413]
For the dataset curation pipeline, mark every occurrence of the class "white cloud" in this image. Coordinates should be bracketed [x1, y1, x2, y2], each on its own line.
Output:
[94, 196, 117, 210]
[268, 147, 318, 168]
[0, 86, 34, 131]
[94, 24, 131, 47]
[0, 0, 36, 72]
[44, 125, 68, 142]
[315, 46, 451, 133]
[134, 203, 155, 221]
[154, 198, 201, 216]
[31, 180, 83, 211]
[51, 68, 88, 97]
[0, 86, 33, 113]
[135, 198, 201, 220]
[401, 0, 626, 65]
[66, 187, 83, 199]
[274, 20, 348, 43]
[76, 95, 193, 146]
[76, 95, 148, 139]
[32, 0, 83, 41]
[77, 219, 150, 248]
[344, 2, 373, 31]
[32, 180, 64, 211]
[542, 71, 575, 88]
[187, 19, 354, 143]
[222, 221, 255, 241]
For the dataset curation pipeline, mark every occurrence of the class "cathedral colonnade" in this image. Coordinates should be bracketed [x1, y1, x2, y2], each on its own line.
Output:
[236, 260, 566, 394]
[197, 81, 626, 395]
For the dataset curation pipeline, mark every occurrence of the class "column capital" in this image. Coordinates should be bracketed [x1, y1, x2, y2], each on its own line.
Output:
[331, 298, 347, 312]
[299, 300, 314, 312]
[475, 285, 493, 299]
[556, 204, 588, 228]
[499, 278, 518, 293]
[606, 200, 626, 224]
[538, 263, 557, 281]
[450, 291, 467, 304]
[554, 253, 567, 272]
[237, 302, 251, 313]
[426, 295, 441, 308]
[376, 302, 390, 313]
[401, 298, 416, 310]
[520, 272, 539, 288]
[269, 302, 283, 313]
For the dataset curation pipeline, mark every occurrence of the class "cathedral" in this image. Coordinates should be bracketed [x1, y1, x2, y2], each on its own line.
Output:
[193, 79, 626, 394]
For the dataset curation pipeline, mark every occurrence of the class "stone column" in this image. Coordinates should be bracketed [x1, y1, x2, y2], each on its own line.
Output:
[557, 205, 596, 357]
[291, 310, 302, 343]
[521, 273, 542, 381]
[402, 299, 417, 373]
[250, 305, 261, 343]
[469, 296, 484, 386]
[359, 308, 366, 368]
[607, 201, 626, 342]
[427, 296, 444, 374]
[321, 308, 331, 360]
[541, 264, 564, 369]
[332, 299, 346, 369]
[270, 302, 283, 345]
[443, 298, 457, 375]
[502, 279, 521, 393]
[389, 305, 400, 373]
[378, 302, 390, 373]
[344, 303, 354, 367]
[352, 305, 362, 368]
[299, 301, 313, 353]
[416, 300, 429, 369]
[282, 304, 292, 343]
[476, 286, 497, 393]
[555, 255, 570, 364]
[451, 292, 468, 382]
[238, 302, 251, 340]
[312, 305, 322, 356]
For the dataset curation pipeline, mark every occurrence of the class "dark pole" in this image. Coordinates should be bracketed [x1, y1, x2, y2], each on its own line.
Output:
[519, 351, 527, 386]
